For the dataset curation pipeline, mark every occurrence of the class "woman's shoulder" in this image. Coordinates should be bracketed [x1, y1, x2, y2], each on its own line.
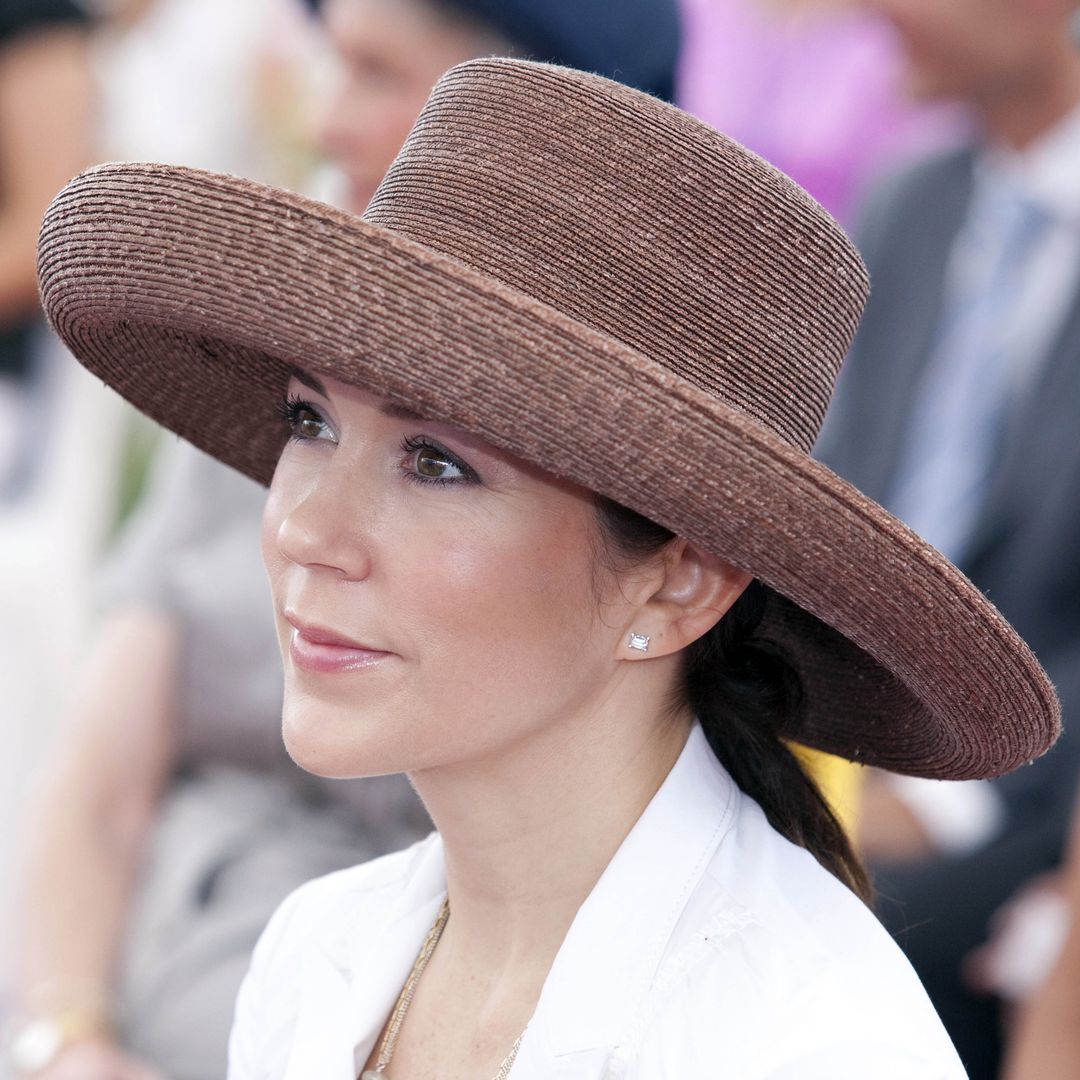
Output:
[228, 832, 442, 1077]
[253, 831, 439, 963]
[633, 925, 966, 1078]
[629, 793, 966, 1076]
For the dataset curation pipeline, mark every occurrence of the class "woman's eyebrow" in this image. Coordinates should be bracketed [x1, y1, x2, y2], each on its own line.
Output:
[381, 401, 423, 421]
[290, 368, 328, 397]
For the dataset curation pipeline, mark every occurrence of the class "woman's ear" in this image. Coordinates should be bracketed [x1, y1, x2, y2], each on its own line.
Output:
[619, 539, 752, 660]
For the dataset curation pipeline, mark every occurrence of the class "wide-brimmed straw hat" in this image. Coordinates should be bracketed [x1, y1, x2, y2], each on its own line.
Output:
[38, 59, 1058, 780]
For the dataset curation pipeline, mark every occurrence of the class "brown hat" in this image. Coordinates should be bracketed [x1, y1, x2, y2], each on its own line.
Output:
[37, 58, 1058, 780]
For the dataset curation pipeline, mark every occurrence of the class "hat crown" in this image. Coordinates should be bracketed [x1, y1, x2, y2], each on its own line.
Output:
[364, 59, 868, 454]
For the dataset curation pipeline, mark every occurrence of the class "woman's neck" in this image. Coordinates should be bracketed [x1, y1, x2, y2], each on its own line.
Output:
[408, 691, 692, 978]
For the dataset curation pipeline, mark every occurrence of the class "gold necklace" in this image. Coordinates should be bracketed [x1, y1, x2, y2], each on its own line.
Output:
[360, 899, 525, 1080]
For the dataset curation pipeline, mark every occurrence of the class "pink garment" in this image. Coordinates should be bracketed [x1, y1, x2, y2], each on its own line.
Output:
[677, 0, 967, 226]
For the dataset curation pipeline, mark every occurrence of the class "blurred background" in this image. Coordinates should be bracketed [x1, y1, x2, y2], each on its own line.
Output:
[1, 0, 1078, 1078]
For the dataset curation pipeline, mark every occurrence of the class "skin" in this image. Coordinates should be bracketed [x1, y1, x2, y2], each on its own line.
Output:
[262, 373, 751, 1079]
[313, 0, 510, 213]
[866, 0, 1080, 149]
[0, 25, 95, 330]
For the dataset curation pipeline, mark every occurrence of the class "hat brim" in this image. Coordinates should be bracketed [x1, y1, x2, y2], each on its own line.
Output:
[39, 163, 1059, 780]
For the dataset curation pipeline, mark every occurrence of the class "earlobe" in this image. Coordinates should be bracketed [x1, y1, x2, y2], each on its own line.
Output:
[625, 540, 751, 660]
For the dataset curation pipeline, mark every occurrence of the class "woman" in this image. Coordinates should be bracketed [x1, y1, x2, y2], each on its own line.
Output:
[36, 58, 1059, 1077]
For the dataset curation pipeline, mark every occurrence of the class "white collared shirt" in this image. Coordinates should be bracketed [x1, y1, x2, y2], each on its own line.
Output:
[228, 726, 965, 1079]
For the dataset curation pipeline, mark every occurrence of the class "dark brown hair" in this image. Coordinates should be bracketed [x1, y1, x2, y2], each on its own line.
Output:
[594, 495, 871, 903]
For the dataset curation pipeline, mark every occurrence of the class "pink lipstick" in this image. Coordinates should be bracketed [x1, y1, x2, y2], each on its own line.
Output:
[286, 616, 394, 675]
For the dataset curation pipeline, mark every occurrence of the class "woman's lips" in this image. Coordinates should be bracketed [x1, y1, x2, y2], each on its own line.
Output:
[286, 618, 394, 674]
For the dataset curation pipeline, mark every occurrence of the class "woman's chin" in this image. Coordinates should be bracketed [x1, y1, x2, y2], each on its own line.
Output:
[281, 712, 400, 779]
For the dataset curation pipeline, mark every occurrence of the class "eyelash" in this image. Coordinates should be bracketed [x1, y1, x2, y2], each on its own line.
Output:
[279, 393, 327, 441]
[277, 394, 479, 486]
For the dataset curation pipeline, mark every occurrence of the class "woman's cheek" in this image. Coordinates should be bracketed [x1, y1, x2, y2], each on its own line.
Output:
[260, 500, 286, 613]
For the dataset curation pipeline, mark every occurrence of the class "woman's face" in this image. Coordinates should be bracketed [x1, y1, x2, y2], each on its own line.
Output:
[314, 0, 501, 213]
[261, 373, 638, 779]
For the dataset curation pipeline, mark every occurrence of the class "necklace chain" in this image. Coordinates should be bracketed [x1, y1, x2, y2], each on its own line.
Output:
[361, 899, 525, 1080]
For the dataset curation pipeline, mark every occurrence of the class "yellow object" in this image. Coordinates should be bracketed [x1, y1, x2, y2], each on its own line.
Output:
[789, 743, 864, 836]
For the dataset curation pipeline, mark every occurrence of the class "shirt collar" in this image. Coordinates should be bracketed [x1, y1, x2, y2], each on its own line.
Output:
[528, 722, 739, 1057]
[340, 835, 449, 1070]
[978, 98, 1080, 225]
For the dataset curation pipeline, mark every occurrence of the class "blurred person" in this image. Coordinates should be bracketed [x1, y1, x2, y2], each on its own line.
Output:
[0, 0, 95, 494]
[815, 0, 1080, 1074]
[306, 0, 679, 214]
[998, 791, 1080, 1079]
[677, 0, 966, 225]
[3, 3, 681, 1079]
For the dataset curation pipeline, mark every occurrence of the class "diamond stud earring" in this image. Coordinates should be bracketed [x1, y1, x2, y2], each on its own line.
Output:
[627, 632, 651, 653]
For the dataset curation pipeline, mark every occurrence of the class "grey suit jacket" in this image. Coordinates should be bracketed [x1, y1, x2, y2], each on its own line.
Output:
[817, 146, 1080, 846]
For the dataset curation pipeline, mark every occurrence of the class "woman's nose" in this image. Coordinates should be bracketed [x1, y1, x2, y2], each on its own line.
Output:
[271, 471, 374, 582]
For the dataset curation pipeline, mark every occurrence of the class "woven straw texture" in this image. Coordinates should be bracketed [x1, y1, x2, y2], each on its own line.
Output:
[37, 59, 1059, 779]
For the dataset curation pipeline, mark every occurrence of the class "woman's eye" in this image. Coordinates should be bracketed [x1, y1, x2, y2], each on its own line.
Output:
[279, 395, 333, 442]
[401, 436, 478, 485]
[415, 449, 462, 479]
